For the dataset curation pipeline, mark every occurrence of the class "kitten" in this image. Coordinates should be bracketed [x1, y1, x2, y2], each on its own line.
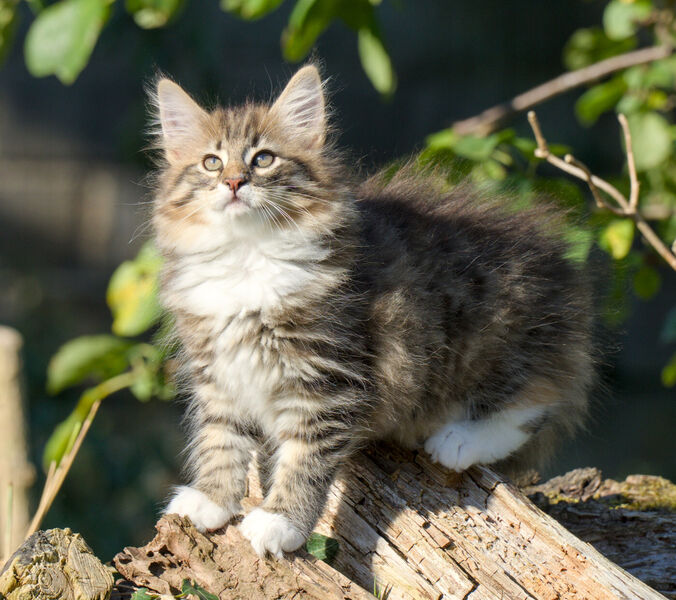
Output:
[154, 65, 594, 558]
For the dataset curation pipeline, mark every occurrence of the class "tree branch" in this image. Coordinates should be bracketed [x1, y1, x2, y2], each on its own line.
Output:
[453, 45, 672, 136]
[527, 110, 676, 271]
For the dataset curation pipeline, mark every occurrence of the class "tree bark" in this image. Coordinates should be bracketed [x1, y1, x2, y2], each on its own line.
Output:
[112, 443, 674, 600]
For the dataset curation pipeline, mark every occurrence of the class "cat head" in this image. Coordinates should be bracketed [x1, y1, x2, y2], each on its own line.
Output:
[152, 66, 349, 255]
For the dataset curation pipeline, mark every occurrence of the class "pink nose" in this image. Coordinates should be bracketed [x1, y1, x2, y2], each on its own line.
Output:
[224, 177, 245, 192]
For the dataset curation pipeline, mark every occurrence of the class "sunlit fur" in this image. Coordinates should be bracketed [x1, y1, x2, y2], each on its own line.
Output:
[153, 66, 594, 555]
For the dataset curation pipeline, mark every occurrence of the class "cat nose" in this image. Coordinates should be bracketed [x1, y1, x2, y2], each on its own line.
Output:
[224, 177, 246, 192]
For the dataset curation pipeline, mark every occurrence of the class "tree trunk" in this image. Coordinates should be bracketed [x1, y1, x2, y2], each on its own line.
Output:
[112, 443, 674, 600]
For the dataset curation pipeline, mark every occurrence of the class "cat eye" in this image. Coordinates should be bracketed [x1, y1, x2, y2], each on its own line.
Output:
[202, 155, 223, 171]
[252, 151, 275, 168]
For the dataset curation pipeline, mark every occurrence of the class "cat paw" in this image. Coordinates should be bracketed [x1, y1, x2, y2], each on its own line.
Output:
[239, 508, 306, 558]
[165, 486, 238, 532]
[424, 422, 482, 472]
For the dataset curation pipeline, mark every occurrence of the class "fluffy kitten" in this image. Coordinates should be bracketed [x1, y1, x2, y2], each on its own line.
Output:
[154, 66, 594, 558]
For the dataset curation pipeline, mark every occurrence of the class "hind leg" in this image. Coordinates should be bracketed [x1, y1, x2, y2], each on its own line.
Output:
[424, 405, 546, 472]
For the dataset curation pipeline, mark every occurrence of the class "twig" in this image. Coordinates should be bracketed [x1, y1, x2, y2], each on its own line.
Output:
[563, 154, 625, 216]
[619, 113, 640, 211]
[527, 110, 676, 271]
[24, 400, 103, 540]
[453, 45, 672, 136]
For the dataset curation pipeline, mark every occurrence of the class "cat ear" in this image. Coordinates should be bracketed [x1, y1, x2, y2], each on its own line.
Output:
[270, 65, 325, 148]
[156, 79, 208, 163]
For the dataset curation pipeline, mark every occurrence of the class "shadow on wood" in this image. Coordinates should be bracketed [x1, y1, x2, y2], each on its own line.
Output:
[111, 443, 674, 599]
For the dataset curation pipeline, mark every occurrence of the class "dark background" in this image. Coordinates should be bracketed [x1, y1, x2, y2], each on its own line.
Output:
[0, 0, 673, 560]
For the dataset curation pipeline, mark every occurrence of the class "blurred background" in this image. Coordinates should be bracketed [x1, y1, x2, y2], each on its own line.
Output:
[0, 0, 674, 561]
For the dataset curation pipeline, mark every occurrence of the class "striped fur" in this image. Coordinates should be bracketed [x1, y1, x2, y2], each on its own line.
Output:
[154, 66, 594, 556]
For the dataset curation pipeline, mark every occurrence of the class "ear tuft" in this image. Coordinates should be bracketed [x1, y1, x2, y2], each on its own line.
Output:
[156, 79, 208, 163]
[270, 65, 325, 149]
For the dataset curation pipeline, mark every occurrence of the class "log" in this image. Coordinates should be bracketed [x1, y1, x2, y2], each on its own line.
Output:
[112, 443, 674, 600]
[525, 468, 676, 599]
[114, 514, 374, 600]
[0, 528, 113, 600]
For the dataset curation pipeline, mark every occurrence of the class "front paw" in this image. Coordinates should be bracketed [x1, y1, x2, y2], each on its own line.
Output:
[239, 508, 306, 558]
[165, 486, 239, 532]
[424, 422, 480, 472]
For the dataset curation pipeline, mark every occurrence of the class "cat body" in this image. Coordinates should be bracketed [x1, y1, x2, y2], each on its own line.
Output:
[154, 66, 593, 557]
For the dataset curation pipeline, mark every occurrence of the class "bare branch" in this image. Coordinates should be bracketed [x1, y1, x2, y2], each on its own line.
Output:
[454, 45, 672, 136]
[527, 110, 676, 271]
[618, 113, 640, 212]
[563, 153, 625, 216]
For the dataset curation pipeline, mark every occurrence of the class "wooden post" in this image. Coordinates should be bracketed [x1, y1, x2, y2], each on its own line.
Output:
[0, 326, 35, 564]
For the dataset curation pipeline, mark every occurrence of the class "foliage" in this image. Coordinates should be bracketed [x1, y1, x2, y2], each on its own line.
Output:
[1, 0, 394, 94]
[38, 0, 676, 509]
[129, 580, 218, 600]
[43, 241, 174, 471]
[422, 0, 676, 384]
[305, 532, 339, 563]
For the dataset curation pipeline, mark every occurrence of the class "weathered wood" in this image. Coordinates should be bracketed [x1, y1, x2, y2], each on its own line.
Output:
[114, 514, 375, 600]
[112, 444, 673, 600]
[525, 467, 676, 599]
[0, 327, 34, 563]
[306, 444, 670, 600]
[0, 528, 113, 600]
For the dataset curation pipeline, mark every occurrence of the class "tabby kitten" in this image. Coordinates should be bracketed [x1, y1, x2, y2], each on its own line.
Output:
[155, 66, 593, 558]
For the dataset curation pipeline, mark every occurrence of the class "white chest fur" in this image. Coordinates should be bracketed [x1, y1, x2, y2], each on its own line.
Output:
[165, 232, 329, 420]
[166, 232, 328, 319]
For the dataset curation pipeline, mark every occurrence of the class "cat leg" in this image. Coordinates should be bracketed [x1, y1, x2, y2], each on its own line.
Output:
[166, 387, 256, 532]
[240, 408, 355, 557]
[424, 405, 546, 472]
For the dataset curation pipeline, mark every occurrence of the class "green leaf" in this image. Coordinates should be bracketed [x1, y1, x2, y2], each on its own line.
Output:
[221, 0, 283, 19]
[43, 371, 136, 470]
[603, 0, 652, 41]
[24, 0, 106, 84]
[305, 532, 339, 563]
[42, 411, 82, 471]
[47, 334, 134, 394]
[130, 588, 158, 600]
[564, 226, 594, 264]
[616, 93, 644, 115]
[474, 159, 506, 181]
[452, 134, 499, 162]
[575, 77, 627, 125]
[661, 352, 676, 387]
[0, 0, 19, 64]
[107, 242, 163, 337]
[357, 26, 396, 96]
[660, 307, 676, 344]
[180, 579, 219, 600]
[425, 128, 457, 151]
[126, 0, 182, 28]
[282, 0, 336, 62]
[626, 112, 673, 172]
[563, 27, 635, 71]
[632, 265, 661, 300]
[599, 219, 635, 259]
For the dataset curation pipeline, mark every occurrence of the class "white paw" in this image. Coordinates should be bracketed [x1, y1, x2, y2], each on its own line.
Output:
[164, 486, 239, 532]
[424, 422, 483, 472]
[239, 508, 305, 558]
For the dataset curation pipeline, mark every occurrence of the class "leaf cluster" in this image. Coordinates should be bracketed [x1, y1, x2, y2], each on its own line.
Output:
[421, 0, 676, 384]
[1, 0, 394, 94]
[43, 241, 172, 471]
